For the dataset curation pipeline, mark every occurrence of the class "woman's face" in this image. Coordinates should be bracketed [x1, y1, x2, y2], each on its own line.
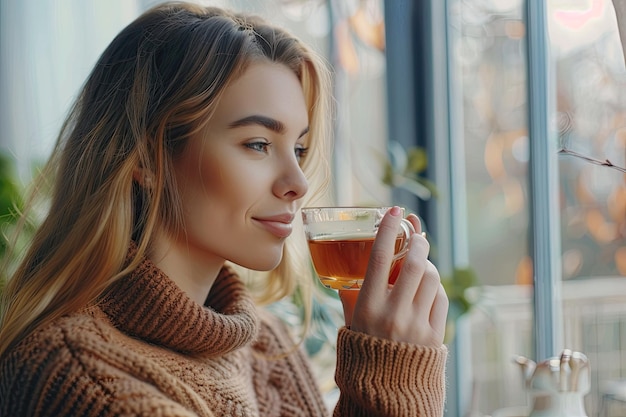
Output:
[168, 62, 310, 272]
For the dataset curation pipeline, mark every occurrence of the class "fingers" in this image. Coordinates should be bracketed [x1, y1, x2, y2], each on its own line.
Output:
[360, 206, 404, 296]
[386, 234, 447, 346]
[429, 285, 449, 343]
[347, 207, 449, 347]
[410, 261, 446, 345]
[406, 213, 422, 235]
[411, 261, 440, 310]
[389, 233, 430, 299]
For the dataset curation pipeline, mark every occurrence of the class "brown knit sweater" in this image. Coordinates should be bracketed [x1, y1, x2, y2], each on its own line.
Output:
[0, 250, 447, 416]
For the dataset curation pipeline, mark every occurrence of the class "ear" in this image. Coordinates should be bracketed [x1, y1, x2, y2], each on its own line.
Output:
[133, 167, 153, 189]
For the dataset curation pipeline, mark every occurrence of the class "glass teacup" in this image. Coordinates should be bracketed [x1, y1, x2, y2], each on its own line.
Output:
[301, 207, 414, 290]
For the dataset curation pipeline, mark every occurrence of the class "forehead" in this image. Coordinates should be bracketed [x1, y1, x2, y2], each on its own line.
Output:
[211, 62, 309, 129]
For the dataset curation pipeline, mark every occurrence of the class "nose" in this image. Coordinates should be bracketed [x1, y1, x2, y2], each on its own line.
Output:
[273, 157, 309, 200]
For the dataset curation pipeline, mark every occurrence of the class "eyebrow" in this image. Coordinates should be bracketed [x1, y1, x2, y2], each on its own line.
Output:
[228, 115, 309, 138]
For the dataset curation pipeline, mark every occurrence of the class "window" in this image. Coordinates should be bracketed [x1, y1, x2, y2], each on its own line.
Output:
[427, 0, 626, 415]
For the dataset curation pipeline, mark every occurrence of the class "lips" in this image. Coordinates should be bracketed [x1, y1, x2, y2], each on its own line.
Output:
[252, 213, 295, 238]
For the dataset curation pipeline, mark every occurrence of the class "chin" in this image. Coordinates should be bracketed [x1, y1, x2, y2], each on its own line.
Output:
[232, 252, 284, 272]
[255, 255, 284, 271]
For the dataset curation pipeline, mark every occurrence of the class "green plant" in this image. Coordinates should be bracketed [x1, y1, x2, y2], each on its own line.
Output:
[441, 267, 478, 343]
[0, 153, 24, 293]
[382, 141, 438, 201]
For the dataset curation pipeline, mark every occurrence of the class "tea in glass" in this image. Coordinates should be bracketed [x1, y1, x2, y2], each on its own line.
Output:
[301, 207, 413, 290]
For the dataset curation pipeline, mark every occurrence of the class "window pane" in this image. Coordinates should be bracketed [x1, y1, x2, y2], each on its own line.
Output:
[554, 0, 626, 280]
[451, 0, 626, 415]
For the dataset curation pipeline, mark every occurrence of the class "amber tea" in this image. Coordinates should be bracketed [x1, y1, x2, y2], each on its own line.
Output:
[307, 235, 406, 289]
[301, 207, 413, 290]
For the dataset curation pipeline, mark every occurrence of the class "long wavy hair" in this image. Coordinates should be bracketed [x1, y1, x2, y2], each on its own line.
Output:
[0, 1, 332, 358]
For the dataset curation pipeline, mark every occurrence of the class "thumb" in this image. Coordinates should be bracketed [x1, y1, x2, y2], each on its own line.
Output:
[338, 290, 360, 327]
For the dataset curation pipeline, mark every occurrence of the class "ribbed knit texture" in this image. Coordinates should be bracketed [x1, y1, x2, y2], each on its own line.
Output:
[0, 246, 447, 416]
[334, 329, 447, 416]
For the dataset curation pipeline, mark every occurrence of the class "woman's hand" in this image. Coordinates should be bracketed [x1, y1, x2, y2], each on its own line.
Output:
[339, 206, 448, 347]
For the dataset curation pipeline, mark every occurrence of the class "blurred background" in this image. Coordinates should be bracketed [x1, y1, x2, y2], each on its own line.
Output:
[2, 0, 626, 416]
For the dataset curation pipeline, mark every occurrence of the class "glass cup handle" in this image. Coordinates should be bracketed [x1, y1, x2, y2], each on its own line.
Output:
[392, 218, 415, 261]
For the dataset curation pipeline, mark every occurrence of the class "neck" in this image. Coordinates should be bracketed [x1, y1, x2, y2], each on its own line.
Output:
[148, 234, 225, 305]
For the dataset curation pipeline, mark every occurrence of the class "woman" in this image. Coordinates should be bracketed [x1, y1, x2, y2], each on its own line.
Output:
[0, 2, 448, 416]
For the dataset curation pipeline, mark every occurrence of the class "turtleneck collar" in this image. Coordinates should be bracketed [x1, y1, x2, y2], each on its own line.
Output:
[98, 244, 259, 357]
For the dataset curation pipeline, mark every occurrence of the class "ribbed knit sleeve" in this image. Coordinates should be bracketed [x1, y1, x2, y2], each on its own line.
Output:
[333, 327, 447, 417]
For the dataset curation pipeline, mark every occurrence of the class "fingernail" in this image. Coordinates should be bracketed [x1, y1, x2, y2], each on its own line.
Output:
[390, 206, 401, 216]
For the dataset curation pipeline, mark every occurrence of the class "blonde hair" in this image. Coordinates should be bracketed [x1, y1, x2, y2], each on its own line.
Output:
[0, 2, 333, 358]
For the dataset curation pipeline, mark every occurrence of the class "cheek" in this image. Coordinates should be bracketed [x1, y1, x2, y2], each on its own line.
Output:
[191, 155, 270, 216]
[205, 160, 257, 201]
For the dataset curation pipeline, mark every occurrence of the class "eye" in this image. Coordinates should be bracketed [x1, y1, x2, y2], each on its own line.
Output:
[295, 145, 309, 162]
[245, 140, 271, 154]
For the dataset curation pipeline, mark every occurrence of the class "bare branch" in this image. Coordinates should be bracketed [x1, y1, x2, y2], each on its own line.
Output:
[558, 147, 626, 174]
